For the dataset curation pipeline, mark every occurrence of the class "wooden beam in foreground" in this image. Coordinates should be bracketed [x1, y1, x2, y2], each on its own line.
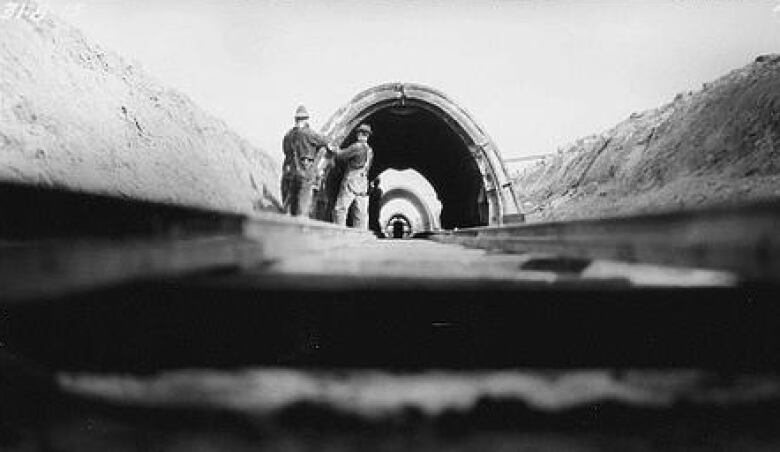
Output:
[432, 200, 780, 283]
[0, 182, 373, 302]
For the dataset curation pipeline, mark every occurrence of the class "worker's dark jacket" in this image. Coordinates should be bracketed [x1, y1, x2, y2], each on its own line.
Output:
[282, 125, 330, 181]
[336, 142, 371, 170]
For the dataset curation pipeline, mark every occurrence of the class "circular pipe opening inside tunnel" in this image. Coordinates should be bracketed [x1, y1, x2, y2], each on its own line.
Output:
[385, 213, 413, 239]
[380, 187, 437, 234]
[313, 83, 520, 229]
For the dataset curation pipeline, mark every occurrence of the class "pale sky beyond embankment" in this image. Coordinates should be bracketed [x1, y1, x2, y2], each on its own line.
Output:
[58, 0, 780, 164]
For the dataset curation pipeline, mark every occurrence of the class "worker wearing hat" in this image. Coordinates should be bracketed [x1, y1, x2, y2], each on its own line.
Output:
[330, 123, 374, 228]
[281, 105, 334, 217]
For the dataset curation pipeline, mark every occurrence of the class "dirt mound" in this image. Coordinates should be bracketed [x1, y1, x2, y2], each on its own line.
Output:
[514, 55, 780, 221]
[0, 10, 280, 214]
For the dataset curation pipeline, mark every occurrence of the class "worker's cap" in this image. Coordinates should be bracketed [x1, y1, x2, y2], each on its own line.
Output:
[294, 105, 309, 119]
[356, 124, 372, 135]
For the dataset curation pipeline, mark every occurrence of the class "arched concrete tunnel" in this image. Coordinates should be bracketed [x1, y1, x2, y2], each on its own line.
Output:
[314, 83, 520, 229]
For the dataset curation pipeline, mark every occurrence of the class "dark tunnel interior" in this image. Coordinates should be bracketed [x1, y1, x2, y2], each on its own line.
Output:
[322, 105, 489, 229]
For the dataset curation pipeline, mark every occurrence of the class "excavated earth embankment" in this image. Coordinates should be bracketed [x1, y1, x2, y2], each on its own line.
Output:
[0, 11, 280, 214]
[514, 55, 780, 222]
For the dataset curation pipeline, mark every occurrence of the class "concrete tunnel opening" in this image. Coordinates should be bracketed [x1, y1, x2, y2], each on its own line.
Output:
[379, 185, 438, 236]
[314, 83, 521, 229]
[387, 213, 412, 238]
[363, 106, 486, 229]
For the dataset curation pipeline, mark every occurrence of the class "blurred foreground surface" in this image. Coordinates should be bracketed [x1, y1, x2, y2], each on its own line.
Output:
[2, 186, 779, 451]
[6, 367, 780, 451]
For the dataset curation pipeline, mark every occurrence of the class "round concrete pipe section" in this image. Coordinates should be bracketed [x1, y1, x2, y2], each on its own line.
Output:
[385, 213, 412, 238]
[318, 83, 520, 229]
[378, 187, 438, 232]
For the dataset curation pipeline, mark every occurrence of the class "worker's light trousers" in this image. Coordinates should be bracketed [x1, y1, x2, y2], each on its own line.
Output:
[333, 171, 369, 229]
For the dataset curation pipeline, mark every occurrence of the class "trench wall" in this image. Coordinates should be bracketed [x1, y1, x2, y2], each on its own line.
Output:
[0, 11, 280, 214]
[514, 55, 780, 221]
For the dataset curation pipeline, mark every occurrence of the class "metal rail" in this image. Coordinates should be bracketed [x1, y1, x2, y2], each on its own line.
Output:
[430, 200, 780, 282]
[503, 154, 554, 163]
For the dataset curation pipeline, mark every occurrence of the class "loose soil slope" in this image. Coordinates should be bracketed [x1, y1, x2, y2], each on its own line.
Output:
[0, 11, 280, 214]
[514, 55, 780, 221]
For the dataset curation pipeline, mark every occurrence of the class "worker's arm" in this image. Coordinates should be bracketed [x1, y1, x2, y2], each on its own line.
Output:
[330, 143, 361, 161]
[303, 128, 333, 150]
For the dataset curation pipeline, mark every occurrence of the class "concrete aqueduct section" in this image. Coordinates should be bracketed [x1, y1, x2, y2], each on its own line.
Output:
[380, 187, 439, 233]
[317, 83, 521, 229]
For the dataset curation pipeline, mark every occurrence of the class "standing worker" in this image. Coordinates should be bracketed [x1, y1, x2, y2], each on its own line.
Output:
[368, 176, 383, 237]
[281, 105, 333, 217]
[330, 124, 373, 228]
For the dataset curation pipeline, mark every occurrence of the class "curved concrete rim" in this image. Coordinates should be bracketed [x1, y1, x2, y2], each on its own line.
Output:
[385, 212, 413, 238]
[380, 187, 438, 232]
[322, 83, 520, 225]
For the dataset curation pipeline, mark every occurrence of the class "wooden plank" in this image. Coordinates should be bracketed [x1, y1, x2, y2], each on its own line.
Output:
[0, 182, 374, 302]
[434, 200, 780, 282]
